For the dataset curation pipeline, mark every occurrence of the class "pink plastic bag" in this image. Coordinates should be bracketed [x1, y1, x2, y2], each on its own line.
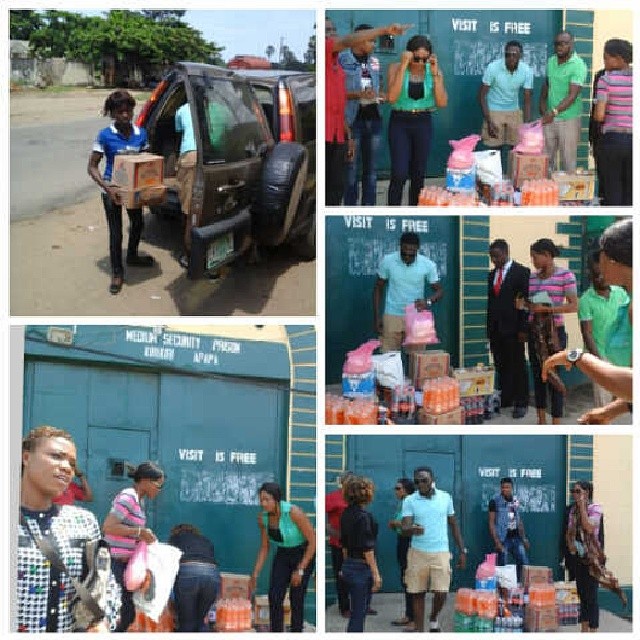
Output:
[343, 339, 381, 374]
[403, 304, 439, 346]
[476, 552, 497, 579]
[124, 540, 148, 591]
[514, 120, 544, 155]
[447, 134, 481, 169]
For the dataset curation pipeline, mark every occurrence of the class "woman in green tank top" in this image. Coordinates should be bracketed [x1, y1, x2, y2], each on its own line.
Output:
[386, 35, 448, 205]
[250, 482, 316, 632]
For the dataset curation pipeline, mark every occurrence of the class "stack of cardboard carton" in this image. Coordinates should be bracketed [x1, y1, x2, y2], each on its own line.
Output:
[112, 152, 166, 208]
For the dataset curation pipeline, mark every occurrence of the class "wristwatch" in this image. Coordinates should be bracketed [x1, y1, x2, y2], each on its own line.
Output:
[567, 348, 583, 367]
[297, 568, 305, 576]
[552, 108, 559, 117]
[461, 547, 468, 554]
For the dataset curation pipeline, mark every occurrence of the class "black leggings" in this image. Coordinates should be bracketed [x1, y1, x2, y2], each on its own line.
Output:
[325, 141, 347, 205]
[101, 193, 144, 276]
[269, 544, 315, 632]
[597, 132, 632, 206]
[575, 560, 599, 629]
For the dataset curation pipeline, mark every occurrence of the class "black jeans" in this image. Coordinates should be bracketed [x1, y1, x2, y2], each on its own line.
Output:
[489, 331, 529, 408]
[269, 544, 314, 632]
[331, 544, 350, 614]
[575, 559, 599, 629]
[111, 558, 135, 632]
[326, 141, 347, 205]
[598, 132, 632, 206]
[101, 192, 144, 276]
[397, 535, 413, 621]
[529, 325, 567, 418]
[173, 562, 221, 632]
[388, 110, 433, 205]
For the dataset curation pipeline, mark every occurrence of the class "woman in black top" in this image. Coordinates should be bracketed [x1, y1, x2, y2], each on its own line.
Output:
[169, 523, 220, 632]
[340, 475, 381, 632]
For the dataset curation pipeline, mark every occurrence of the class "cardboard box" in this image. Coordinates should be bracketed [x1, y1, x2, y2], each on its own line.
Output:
[254, 594, 290, 631]
[452, 367, 495, 397]
[552, 170, 595, 201]
[116, 184, 167, 209]
[509, 151, 549, 188]
[343, 371, 375, 399]
[112, 152, 164, 189]
[523, 565, 553, 591]
[417, 406, 463, 425]
[408, 351, 450, 387]
[446, 166, 476, 193]
[524, 604, 558, 632]
[219, 573, 251, 601]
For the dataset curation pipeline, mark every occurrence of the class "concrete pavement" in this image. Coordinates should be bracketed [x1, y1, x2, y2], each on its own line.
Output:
[325, 592, 632, 632]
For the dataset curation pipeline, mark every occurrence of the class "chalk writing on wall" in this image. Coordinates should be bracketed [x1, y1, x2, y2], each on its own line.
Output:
[453, 40, 548, 77]
[179, 469, 274, 505]
[481, 483, 556, 513]
[347, 238, 448, 278]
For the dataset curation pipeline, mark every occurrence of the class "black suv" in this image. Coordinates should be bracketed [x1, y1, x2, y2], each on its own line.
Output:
[136, 62, 315, 279]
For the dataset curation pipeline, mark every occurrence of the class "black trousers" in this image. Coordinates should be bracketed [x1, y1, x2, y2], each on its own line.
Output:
[331, 544, 351, 614]
[598, 132, 632, 206]
[397, 535, 413, 621]
[575, 560, 599, 629]
[529, 325, 567, 418]
[326, 141, 347, 205]
[269, 544, 314, 632]
[111, 558, 135, 632]
[101, 193, 144, 276]
[489, 331, 529, 408]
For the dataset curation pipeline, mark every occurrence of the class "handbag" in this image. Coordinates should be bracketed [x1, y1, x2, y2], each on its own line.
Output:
[21, 516, 108, 631]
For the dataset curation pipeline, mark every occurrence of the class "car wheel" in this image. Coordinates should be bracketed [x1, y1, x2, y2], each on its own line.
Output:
[255, 142, 308, 246]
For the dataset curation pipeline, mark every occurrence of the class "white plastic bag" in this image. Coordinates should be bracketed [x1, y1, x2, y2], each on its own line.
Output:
[371, 351, 404, 388]
[132, 542, 182, 622]
[474, 150, 503, 185]
[495, 564, 518, 590]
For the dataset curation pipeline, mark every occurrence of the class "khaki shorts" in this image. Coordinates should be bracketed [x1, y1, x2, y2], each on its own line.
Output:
[176, 150, 197, 215]
[405, 547, 452, 593]
[381, 314, 428, 354]
[481, 110, 523, 147]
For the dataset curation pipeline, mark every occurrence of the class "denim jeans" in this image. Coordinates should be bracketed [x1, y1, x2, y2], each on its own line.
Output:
[331, 544, 350, 614]
[341, 559, 372, 632]
[173, 562, 221, 632]
[497, 536, 529, 583]
[529, 325, 567, 418]
[345, 118, 382, 206]
[101, 192, 144, 276]
[388, 110, 433, 205]
[269, 544, 314, 632]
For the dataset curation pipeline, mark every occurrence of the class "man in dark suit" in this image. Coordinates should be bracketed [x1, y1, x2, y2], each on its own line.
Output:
[487, 239, 530, 418]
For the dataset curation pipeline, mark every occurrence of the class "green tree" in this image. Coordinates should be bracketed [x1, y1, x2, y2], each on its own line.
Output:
[28, 10, 93, 58]
[265, 45, 275, 62]
[9, 10, 43, 40]
[304, 34, 316, 68]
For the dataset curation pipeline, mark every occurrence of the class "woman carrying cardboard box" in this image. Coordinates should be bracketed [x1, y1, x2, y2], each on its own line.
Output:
[88, 90, 156, 295]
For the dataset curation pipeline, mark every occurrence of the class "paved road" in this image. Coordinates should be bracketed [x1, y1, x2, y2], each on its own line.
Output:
[10, 117, 101, 220]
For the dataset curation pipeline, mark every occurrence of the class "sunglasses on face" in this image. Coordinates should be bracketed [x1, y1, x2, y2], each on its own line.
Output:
[413, 56, 430, 64]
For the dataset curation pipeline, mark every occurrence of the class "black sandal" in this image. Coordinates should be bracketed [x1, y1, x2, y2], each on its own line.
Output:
[110, 276, 123, 295]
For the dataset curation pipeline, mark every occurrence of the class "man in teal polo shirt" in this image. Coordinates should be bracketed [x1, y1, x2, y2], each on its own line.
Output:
[539, 31, 587, 172]
[401, 467, 467, 633]
[579, 250, 632, 406]
[373, 232, 443, 352]
[479, 40, 533, 171]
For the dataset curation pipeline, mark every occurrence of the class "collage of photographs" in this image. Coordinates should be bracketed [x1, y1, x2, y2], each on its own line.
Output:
[4, 2, 636, 636]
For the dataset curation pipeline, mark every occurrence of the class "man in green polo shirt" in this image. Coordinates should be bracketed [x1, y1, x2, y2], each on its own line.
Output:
[578, 250, 631, 407]
[539, 30, 587, 172]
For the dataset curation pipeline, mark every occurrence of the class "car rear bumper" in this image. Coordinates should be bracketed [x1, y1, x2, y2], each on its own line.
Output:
[189, 208, 252, 279]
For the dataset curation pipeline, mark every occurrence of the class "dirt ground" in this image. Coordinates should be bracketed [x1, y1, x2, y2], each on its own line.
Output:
[9, 88, 316, 316]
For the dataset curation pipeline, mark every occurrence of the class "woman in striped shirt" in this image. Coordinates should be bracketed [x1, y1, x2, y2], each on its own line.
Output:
[524, 239, 578, 424]
[103, 461, 164, 632]
[594, 39, 632, 206]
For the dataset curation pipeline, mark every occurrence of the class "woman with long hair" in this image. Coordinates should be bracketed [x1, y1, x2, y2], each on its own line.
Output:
[103, 461, 164, 632]
[386, 35, 447, 205]
[249, 482, 316, 632]
[566, 480, 626, 632]
[340, 475, 381, 632]
[522, 238, 578, 424]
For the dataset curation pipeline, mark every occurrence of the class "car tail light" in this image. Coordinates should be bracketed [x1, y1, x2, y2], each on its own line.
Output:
[277, 84, 295, 142]
[135, 79, 169, 127]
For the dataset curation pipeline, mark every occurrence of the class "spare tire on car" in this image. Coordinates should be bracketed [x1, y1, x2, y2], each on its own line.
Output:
[254, 142, 308, 246]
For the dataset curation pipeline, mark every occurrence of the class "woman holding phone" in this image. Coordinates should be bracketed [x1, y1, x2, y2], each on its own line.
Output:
[386, 35, 448, 205]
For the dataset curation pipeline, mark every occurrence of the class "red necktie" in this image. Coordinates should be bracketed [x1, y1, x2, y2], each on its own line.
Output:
[494, 268, 503, 295]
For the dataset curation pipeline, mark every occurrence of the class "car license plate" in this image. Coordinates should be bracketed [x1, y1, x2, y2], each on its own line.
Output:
[207, 232, 234, 269]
